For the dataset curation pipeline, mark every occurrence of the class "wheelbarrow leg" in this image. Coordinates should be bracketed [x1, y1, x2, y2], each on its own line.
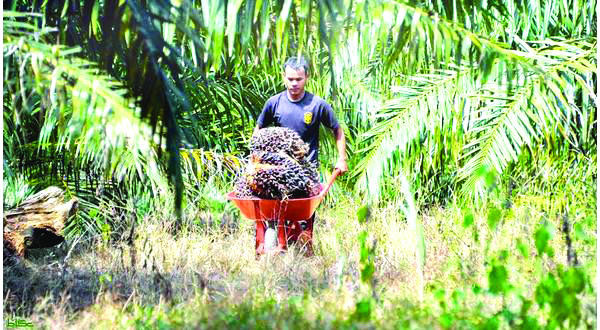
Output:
[276, 215, 287, 252]
[255, 221, 266, 256]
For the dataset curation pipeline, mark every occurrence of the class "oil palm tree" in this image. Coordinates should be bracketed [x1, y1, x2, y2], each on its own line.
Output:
[344, 0, 597, 202]
[4, 0, 596, 214]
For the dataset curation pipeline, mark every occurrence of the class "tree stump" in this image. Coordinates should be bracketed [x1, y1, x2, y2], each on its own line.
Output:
[3, 186, 78, 258]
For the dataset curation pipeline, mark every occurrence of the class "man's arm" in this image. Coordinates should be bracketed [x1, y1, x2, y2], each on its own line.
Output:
[333, 126, 348, 174]
[255, 99, 273, 136]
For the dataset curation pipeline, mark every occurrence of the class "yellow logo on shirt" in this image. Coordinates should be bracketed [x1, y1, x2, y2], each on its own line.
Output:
[303, 112, 313, 124]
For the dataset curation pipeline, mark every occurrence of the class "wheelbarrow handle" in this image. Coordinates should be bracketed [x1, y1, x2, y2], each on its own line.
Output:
[320, 168, 342, 197]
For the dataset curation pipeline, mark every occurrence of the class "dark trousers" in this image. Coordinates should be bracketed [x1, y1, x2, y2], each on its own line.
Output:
[286, 213, 315, 246]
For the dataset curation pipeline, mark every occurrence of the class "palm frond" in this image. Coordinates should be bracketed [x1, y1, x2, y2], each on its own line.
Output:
[180, 148, 242, 184]
[352, 67, 473, 202]
[3, 15, 168, 197]
[180, 71, 280, 152]
[7, 0, 596, 210]
[458, 40, 596, 196]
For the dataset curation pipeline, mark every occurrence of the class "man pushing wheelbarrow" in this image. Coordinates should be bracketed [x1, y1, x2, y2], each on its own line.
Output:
[228, 55, 347, 256]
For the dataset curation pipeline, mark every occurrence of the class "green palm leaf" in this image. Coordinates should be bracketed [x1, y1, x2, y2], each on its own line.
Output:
[4, 14, 168, 196]
[352, 68, 472, 202]
[459, 40, 596, 196]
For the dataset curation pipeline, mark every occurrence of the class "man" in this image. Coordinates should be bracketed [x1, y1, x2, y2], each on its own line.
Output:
[254, 56, 347, 172]
[254, 55, 347, 251]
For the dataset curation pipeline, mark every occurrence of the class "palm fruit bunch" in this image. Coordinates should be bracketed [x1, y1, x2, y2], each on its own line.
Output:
[234, 127, 320, 199]
[250, 127, 309, 162]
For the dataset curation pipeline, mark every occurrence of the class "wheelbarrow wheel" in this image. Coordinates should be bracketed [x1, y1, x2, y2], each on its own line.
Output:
[255, 220, 286, 258]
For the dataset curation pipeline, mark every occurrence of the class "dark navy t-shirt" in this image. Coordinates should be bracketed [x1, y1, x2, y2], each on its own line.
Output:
[256, 91, 339, 163]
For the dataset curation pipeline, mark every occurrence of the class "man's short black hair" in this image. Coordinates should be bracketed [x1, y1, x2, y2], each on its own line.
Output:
[283, 56, 310, 76]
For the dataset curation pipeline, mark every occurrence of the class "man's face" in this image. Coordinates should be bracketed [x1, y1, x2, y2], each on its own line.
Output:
[283, 66, 308, 100]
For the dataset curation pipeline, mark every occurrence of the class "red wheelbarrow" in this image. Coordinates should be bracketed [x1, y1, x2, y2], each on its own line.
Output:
[227, 169, 341, 256]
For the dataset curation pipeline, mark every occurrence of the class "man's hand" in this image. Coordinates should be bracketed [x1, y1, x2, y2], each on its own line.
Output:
[335, 158, 348, 174]
[333, 126, 348, 174]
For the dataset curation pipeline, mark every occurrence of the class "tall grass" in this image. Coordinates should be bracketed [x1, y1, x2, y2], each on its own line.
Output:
[4, 155, 595, 328]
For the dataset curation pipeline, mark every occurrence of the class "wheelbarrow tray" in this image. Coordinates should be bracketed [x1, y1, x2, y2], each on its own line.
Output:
[226, 169, 340, 222]
[226, 184, 326, 221]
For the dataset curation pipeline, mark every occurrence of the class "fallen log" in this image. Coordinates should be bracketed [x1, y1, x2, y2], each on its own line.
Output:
[4, 186, 78, 257]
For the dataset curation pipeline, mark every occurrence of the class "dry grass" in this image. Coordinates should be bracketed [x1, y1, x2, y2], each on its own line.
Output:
[3, 190, 596, 329]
